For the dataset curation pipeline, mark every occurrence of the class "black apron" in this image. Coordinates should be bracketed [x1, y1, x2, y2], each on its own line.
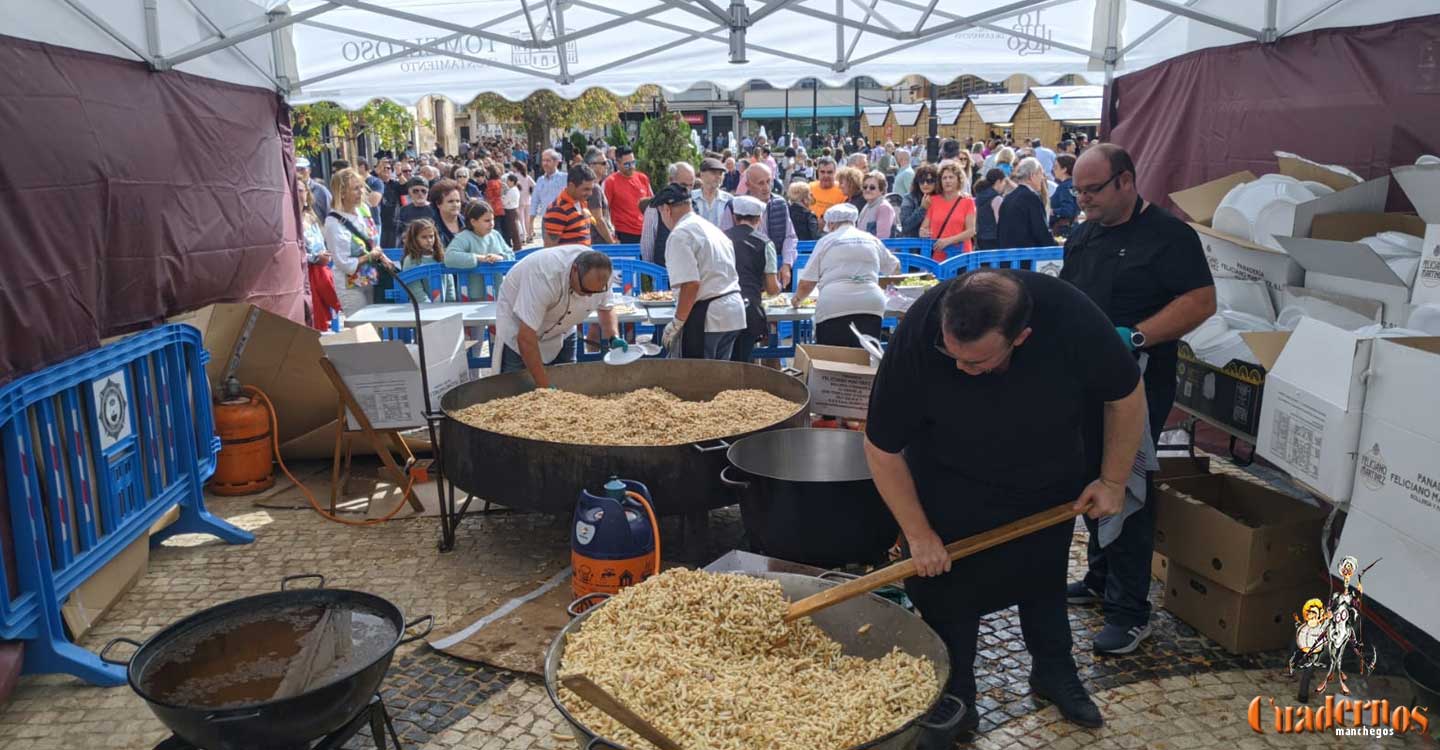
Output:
[900, 329, 1088, 622]
[725, 225, 771, 343]
[680, 290, 741, 358]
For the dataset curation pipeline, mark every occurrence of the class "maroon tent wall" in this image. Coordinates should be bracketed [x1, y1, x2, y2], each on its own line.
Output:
[1103, 13, 1440, 214]
[0, 35, 306, 384]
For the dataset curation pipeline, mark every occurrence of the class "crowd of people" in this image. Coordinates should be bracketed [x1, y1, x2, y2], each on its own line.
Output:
[294, 127, 1097, 335]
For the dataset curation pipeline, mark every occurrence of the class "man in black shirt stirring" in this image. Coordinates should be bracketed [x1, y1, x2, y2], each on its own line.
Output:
[1060, 144, 1216, 654]
[865, 269, 1147, 736]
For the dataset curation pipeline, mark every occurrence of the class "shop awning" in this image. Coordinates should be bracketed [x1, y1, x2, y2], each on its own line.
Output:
[742, 106, 858, 119]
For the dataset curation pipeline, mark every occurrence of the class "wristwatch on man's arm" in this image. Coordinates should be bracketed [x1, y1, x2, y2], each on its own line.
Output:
[1116, 326, 1146, 352]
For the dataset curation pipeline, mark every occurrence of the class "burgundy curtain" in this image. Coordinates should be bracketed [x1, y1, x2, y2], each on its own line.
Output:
[0, 35, 306, 384]
[1103, 13, 1440, 214]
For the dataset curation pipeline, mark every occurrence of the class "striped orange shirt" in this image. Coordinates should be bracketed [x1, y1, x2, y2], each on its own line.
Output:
[542, 189, 593, 245]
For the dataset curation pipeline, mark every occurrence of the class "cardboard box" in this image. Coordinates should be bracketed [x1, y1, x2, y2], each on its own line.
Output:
[1151, 551, 1169, 582]
[1253, 319, 1380, 503]
[321, 315, 472, 431]
[1275, 284, 1384, 331]
[794, 344, 877, 420]
[61, 537, 147, 640]
[1274, 213, 1427, 327]
[1153, 474, 1328, 593]
[1174, 332, 1286, 440]
[169, 303, 338, 459]
[1156, 455, 1212, 481]
[1170, 158, 1390, 309]
[1390, 165, 1440, 306]
[1334, 508, 1440, 642]
[1337, 336, 1440, 640]
[1162, 560, 1314, 653]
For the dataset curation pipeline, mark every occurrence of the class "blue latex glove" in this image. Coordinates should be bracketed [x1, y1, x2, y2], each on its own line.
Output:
[1116, 326, 1136, 352]
[607, 336, 628, 352]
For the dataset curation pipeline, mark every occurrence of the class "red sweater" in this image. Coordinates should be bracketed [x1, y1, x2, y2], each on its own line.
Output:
[603, 171, 653, 236]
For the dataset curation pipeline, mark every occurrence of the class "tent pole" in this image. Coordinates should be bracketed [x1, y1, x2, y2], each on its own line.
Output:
[143, 0, 161, 58]
[853, 79, 861, 139]
[269, 8, 292, 96]
[569, 0, 835, 68]
[1127, 0, 1263, 40]
[549, 0, 573, 85]
[1281, 0, 1345, 37]
[784, 88, 790, 143]
[162, 3, 336, 67]
[61, 0, 153, 65]
[927, 82, 938, 164]
[812, 81, 818, 145]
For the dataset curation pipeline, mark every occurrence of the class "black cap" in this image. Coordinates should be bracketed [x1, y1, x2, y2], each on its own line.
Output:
[405, 178, 429, 191]
[650, 182, 691, 207]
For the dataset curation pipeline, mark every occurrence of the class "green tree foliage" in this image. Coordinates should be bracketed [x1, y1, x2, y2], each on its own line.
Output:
[635, 113, 699, 189]
[358, 100, 417, 152]
[569, 130, 589, 156]
[291, 102, 350, 159]
[469, 86, 656, 158]
[292, 100, 420, 160]
[607, 123, 631, 149]
[470, 89, 621, 160]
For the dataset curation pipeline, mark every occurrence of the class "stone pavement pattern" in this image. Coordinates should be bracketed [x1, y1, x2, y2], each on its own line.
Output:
[0, 464, 1429, 749]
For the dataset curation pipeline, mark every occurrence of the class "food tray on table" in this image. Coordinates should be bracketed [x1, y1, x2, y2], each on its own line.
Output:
[763, 293, 817, 309]
[636, 291, 675, 307]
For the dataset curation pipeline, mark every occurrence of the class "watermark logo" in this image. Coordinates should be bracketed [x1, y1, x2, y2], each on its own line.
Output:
[1420, 241, 1440, 288]
[1008, 11, 1052, 56]
[1358, 443, 1388, 491]
[1247, 696, 1429, 737]
[510, 32, 578, 71]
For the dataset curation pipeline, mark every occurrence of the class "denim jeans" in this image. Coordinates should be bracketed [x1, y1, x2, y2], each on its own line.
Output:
[499, 334, 576, 373]
[702, 330, 739, 361]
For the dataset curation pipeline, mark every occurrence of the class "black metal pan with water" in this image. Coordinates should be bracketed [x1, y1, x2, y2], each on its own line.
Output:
[101, 574, 432, 750]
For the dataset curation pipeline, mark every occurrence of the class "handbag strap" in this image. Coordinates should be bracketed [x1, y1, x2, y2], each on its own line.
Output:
[936, 195, 963, 238]
[328, 211, 375, 254]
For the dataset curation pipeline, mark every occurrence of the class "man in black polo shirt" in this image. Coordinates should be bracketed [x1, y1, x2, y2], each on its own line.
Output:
[1060, 143, 1216, 655]
[865, 269, 1147, 736]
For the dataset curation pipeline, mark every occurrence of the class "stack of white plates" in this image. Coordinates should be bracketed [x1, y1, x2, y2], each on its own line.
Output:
[1182, 311, 1277, 368]
[1212, 174, 1318, 251]
[1358, 231, 1424, 285]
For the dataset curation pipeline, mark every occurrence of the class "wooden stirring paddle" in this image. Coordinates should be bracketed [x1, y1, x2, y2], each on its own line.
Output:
[783, 502, 1079, 623]
[560, 673, 687, 750]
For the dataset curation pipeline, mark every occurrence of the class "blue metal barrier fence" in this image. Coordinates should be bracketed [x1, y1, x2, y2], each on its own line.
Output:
[0, 324, 253, 686]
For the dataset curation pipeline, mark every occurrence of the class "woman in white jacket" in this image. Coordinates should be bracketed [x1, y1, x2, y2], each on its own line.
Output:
[792, 203, 900, 347]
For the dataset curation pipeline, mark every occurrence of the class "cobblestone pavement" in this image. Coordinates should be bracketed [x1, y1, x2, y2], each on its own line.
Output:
[0, 464, 1432, 749]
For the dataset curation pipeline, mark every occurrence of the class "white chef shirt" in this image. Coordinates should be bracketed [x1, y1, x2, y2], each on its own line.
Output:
[663, 213, 746, 333]
[799, 224, 900, 324]
[493, 245, 613, 371]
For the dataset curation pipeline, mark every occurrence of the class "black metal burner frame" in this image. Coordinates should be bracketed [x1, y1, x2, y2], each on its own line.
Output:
[153, 694, 401, 750]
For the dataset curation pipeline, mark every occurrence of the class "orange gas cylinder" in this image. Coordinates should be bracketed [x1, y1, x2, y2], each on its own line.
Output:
[210, 393, 275, 496]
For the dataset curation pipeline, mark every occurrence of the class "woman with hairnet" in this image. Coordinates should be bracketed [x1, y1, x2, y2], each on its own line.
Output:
[793, 202, 901, 347]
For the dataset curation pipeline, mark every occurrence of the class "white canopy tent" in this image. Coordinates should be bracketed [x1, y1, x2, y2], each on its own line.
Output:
[7, 0, 1436, 107]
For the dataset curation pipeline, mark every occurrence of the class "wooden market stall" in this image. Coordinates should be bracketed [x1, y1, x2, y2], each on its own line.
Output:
[938, 98, 984, 142]
[968, 93, 1026, 142]
[862, 105, 890, 145]
[883, 102, 928, 144]
[1012, 85, 1103, 146]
